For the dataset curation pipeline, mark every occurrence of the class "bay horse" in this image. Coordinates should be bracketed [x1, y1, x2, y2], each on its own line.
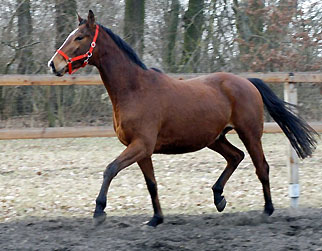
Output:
[48, 10, 317, 227]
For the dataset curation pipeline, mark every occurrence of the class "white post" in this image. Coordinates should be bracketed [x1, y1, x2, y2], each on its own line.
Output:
[284, 74, 300, 208]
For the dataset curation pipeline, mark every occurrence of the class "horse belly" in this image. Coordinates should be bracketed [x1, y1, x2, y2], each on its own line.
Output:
[154, 128, 220, 154]
[153, 142, 206, 154]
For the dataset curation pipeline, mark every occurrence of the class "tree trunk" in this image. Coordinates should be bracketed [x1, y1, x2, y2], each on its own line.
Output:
[270, 0, 297, 49]
[124, 0, 145, 58]
[233, 0, 265, 50]
[51, 0, 77, 127]
[16, 0, 33, 74]
[55, 0, 77, 48]
[162, 0, 180, 72]
[181, 0, 204, 72]
[15, 0, 34, 117]
[233, 0, 265, 70]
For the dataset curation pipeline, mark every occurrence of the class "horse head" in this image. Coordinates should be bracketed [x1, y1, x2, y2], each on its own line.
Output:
[48, 10, 99, 76]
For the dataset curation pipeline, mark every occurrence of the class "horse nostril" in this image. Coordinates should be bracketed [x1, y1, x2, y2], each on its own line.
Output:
[50, 61, 56, 73]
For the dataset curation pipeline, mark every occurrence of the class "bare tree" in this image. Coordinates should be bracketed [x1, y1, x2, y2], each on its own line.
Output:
[181, 0, 205, 72]
[16, 0, 34, 74]
[162, 0, 180, 72]
[47, 0, 77, 127]
[14, 0, 35, 116]
[233, 0, 265, 71]
[124, 0, 145, 57]
[55, 0, 77, 48]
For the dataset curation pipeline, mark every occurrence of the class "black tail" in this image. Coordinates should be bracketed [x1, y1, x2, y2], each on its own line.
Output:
[248, 78, 318, 159]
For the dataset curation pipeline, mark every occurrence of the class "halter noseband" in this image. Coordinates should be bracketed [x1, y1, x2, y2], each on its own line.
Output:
[57, 24, 99, 74]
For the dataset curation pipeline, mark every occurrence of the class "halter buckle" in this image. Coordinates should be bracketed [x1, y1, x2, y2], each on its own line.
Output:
[91, 42, 96, 48]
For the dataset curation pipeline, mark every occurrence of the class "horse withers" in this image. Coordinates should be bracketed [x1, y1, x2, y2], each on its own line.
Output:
[48, 10, 317, 227]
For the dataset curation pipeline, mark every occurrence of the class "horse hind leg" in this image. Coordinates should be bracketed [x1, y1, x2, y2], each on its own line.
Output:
[237, 129, 274, 216]
[208, 134, 245, 212]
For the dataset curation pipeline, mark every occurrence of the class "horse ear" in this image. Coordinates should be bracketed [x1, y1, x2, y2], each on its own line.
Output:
[77, 12, 84, 25]
[87, 10, 95, 28]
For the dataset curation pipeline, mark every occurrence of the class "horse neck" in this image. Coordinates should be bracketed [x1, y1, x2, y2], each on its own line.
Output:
[94, 31, 145, 105]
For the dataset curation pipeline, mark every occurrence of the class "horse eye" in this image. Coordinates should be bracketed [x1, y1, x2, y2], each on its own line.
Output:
[75, 36, 83, 41]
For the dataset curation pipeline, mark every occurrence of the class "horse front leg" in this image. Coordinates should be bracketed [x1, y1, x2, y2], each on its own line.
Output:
[138, 157, 163, 227]
[93, 139, 150, 225]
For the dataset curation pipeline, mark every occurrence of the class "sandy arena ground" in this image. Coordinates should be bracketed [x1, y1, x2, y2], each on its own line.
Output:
[0, 133, 321, 250]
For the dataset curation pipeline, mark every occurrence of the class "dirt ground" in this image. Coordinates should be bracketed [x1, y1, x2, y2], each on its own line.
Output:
[1, 134, 322, 250]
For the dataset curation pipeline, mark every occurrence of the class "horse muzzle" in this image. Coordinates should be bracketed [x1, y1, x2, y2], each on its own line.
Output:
[48, 60, 66, 77]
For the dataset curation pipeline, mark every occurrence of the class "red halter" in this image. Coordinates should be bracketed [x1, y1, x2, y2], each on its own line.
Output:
[57, 24, 99, 74]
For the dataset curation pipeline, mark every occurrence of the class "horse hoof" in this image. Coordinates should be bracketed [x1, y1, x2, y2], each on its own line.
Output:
[93, 211, 106, 226]
[264, 204, 274, 216]
[215, 197, 226, 212]
[146, 215, 164, 227]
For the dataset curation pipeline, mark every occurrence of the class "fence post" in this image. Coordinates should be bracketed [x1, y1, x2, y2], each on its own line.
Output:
[284, 73, 300, 208]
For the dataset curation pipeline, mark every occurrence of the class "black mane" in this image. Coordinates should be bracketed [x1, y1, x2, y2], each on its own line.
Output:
[78, 21, 161, 72]
[100, 25, 148, 70]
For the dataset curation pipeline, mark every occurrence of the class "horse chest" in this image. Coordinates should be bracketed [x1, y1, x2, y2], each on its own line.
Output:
[113, 122, 132, 146]
[113, 112, 143, 146]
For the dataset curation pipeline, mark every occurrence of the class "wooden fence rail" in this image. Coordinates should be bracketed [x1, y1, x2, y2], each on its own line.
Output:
[0, 122, 321, 140]
[0, 72, 322, 86]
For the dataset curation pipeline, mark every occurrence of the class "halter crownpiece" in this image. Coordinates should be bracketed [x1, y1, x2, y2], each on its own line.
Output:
[57, 24, 99, 74]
